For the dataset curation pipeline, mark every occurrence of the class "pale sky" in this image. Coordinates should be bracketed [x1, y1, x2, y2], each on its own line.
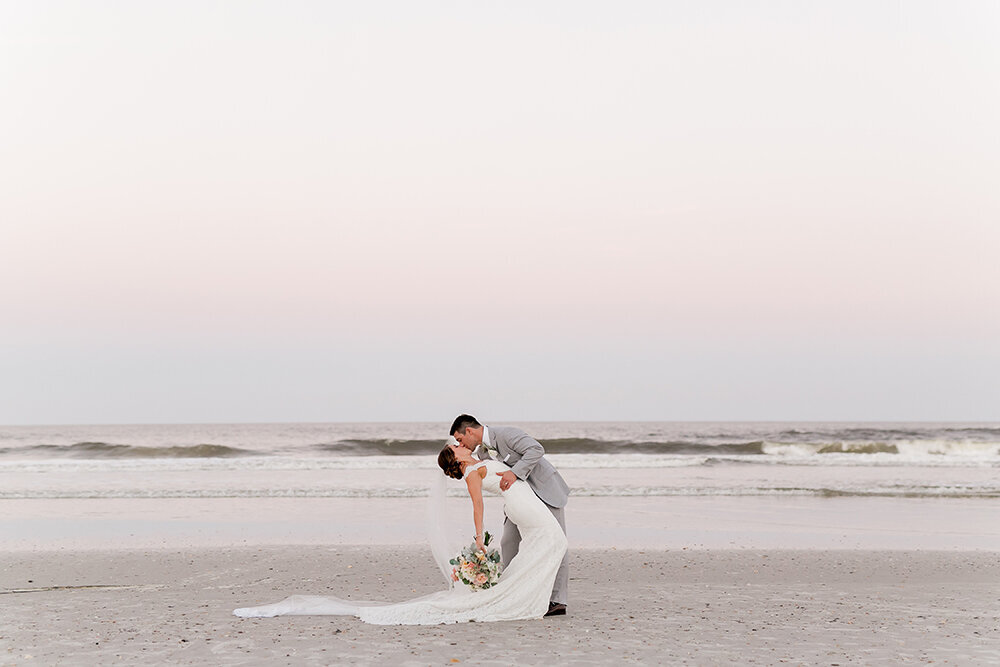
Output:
[1, 1, 998, 424]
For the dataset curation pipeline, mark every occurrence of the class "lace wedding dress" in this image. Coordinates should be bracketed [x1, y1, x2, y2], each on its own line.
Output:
[233, 460, 568, 624]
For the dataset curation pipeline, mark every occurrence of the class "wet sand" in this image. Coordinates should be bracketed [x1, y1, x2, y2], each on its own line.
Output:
[5, 495, 999, 551]
[2, 547, 998, 665]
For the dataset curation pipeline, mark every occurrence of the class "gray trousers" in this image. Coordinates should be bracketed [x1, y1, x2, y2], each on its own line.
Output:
[501, 503, 568, 605]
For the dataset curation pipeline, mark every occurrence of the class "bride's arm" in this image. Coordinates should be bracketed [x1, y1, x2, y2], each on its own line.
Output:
[465, 467, 487, 552]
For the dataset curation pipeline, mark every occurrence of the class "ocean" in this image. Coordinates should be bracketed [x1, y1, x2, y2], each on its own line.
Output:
[2, 421, 998, 499]
[3, 421, 998, 551]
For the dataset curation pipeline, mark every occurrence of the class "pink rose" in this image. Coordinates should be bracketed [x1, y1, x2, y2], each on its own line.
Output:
[475, 573, 488, 585]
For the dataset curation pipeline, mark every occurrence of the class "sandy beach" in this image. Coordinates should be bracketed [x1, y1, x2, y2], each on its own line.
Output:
[2, 546, 998, 665]
[3, 423, 999, 664]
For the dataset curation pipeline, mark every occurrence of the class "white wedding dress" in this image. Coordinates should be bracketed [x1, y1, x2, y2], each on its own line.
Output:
[233, 460, 568, 624]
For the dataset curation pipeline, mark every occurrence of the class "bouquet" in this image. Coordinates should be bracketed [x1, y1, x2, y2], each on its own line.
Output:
[449, 531, 503, 591]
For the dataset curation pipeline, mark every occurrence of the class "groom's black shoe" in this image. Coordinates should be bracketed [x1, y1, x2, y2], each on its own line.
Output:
[544, 602, 567, 617]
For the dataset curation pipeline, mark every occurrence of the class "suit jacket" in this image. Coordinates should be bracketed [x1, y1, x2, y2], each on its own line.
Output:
[475, 425, 569, 509]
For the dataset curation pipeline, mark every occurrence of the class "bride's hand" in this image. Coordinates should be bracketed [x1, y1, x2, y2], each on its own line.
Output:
[476, 534, 486, 553]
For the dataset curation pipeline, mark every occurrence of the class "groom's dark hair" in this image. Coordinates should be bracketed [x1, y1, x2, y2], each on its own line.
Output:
[450, 414, 481, 436]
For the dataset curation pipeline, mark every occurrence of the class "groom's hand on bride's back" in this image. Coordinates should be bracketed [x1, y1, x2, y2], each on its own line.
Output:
[497, 471, 517, 491]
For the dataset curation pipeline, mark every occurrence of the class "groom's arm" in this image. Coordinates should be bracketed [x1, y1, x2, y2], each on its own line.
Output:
[506, 429, 545, 480]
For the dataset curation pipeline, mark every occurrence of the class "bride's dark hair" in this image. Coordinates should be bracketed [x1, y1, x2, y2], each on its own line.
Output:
[438, 446, 464, 480]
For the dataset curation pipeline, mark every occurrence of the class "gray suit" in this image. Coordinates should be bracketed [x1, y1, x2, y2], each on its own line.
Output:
[475, 425, 569, 605]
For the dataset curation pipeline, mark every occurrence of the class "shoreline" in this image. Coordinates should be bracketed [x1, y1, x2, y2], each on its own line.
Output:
[4, 495, 999, 552]
[3, 546, 998, 664]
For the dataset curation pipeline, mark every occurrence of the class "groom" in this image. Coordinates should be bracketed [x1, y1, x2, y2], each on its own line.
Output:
[450, 414, 570, 617]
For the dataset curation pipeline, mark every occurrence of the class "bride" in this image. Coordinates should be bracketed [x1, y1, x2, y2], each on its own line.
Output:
[233, 441, 568, 624]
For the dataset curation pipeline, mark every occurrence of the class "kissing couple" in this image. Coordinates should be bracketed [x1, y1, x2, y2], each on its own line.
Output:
[234, 415, 571, 624]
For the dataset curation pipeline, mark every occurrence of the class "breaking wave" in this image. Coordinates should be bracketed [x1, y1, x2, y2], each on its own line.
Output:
[0, 442, 255, 459]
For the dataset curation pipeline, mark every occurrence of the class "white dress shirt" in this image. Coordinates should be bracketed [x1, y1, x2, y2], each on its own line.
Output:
[482, 426, 498, 460]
